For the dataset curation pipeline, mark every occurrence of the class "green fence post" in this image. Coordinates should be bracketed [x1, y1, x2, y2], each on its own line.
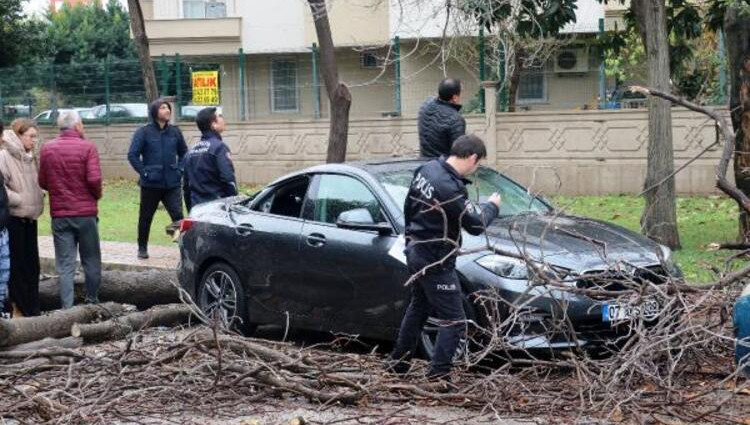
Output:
[598, 18, 606, 109]
[498, 44, 507, 112]
[176, 53, 182, 120]
[160, 54, 168, 97]
[105, 55, 111, 125]
[49, 60, 57, 115]
[311, 43, 321, 119]
[393, 36, 402, 117]
[718, 30, 727, 105]
[239, 48, 247, 120]
[478, 28, 485, 113]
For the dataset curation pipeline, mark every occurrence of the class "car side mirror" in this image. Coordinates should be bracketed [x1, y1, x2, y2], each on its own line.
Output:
[336, 208, 392, 235]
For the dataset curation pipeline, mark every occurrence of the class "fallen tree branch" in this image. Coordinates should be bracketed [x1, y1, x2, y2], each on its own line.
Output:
[71, 303, 193, 344]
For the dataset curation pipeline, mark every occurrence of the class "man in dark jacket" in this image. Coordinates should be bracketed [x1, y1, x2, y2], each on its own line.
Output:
[388, 134, 501, 380]
[183, 107, 237, 210]
[128, 99, 188, 259]
[418, 78, 466, 158]
[39, 111, 103, 309]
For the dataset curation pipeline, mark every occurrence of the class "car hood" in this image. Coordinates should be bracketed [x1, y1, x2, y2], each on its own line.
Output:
[463, 213, 664, 272]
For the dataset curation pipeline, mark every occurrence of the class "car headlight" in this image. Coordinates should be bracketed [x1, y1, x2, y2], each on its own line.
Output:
[658, 244, 681, 276]
[476, 254, 571, 281]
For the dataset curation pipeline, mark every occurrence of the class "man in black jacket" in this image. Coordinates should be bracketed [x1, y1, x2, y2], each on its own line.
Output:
[183, 107, 237, 210]
[418, 78, 466, 158]
[388, 134, 501, 379]
[128, 99, 188, 259]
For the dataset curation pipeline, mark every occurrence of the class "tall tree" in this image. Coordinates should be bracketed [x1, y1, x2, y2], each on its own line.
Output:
[0, 0, 47, 68]
[127, 0, 158, 102]
[307, 0, 351, 163]
[720, 2, 750, 240]
[632, 0, 681, 249]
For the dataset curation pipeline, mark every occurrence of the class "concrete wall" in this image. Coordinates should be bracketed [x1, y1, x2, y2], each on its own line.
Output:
[37, 107, 726, 196]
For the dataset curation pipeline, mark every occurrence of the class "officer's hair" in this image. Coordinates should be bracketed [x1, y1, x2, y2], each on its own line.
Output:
[450, 134, 486, 159]
[438, 78, 461, 101]
[195, 107, 218, 133]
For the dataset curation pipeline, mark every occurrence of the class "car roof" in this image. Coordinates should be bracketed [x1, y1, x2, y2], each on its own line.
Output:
[267, 157, 425, 186]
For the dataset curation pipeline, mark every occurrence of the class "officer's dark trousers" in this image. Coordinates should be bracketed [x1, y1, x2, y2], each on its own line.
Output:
[390, 269, 466, 376]
[138, 186, 184, 249]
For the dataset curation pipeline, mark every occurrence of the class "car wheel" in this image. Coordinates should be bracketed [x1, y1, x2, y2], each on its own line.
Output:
[198, 262, 256, 335]
[417, 297, 477, 362]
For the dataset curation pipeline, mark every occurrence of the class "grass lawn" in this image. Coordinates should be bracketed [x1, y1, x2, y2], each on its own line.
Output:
[38, 180, 743, 283]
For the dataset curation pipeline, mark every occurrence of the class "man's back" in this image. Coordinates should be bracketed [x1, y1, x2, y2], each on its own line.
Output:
[39, 130, 102, 218]
[183, 132, 237, 209]
[418, 97, 466, 158]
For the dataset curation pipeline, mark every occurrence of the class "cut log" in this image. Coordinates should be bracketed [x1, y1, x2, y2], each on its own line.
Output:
[39, 270, 180, 311]
[1, 336, 83, 352]
[72, 304, 193, 344]
[0, 302, 129, 347]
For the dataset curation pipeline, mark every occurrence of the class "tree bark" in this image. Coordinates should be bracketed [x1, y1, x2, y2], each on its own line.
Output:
[507, 49, 523, 112]
[631, 0, 681, 249]
[1, 337, 83, 352]
[127, 0, 159, 103]
[308, 0, 351, 163]
[0, 302, 129, 347]
[71, 304, 192, 344]
[39, 270, 179, 312]
[724, 5, 750, 242]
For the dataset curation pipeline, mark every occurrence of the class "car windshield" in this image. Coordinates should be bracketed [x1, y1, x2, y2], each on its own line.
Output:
[376, 166, 553, 217]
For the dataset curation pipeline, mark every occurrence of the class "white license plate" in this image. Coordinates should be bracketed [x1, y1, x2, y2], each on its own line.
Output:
[602, 299, 660, 323]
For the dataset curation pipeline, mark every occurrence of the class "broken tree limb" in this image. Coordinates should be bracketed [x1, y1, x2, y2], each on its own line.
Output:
[71, 304, 193, 344]
[0, 302, 129, 347]
[0, 336, 83, 352]
[39, 270, 179, 311]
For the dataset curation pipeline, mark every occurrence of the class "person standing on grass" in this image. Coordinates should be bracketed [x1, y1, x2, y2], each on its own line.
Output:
[0, 118, 44, 317]
[0, 121, 12, 319]
[182, 107, 237, 211]
[128, 98, 188, 259]
[38, 111, 102, 309]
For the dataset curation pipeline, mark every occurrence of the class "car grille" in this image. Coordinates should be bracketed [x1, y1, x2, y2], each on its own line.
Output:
[575, 265, 668, 299]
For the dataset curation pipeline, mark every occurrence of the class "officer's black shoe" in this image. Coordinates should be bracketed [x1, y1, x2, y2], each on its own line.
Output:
[138, 247, 149, 259]
[384, 357, 411, 376]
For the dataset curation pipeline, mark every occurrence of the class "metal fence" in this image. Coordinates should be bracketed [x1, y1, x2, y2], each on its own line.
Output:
[0, 48, 728, 125]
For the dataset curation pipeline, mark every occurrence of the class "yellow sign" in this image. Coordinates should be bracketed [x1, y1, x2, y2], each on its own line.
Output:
[191, 71, 220, 105]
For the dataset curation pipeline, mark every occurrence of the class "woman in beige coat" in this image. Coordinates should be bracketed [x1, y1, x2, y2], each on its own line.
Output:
[0, 119, 44, 317]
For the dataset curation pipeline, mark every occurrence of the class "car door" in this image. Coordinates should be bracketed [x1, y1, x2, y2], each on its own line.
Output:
[231, 176, 311, 323]
[296, 173, 409, 339]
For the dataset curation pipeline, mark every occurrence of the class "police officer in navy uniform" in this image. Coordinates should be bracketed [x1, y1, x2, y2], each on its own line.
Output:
[182, 107, 238, 211]
[388, 134, 501, 379]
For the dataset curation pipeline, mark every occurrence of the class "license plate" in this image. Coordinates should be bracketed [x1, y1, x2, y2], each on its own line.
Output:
[602, 299, 660, 323]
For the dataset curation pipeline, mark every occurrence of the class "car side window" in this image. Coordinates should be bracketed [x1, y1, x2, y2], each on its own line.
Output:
[252, 177, 310, 219]
[306, 174, 386, 225]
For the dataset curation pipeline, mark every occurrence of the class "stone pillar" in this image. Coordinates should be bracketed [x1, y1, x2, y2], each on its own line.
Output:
[481, 81, 499, 166]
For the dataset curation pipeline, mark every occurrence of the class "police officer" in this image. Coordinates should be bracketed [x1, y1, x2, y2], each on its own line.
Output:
[388, 134, 501, 379]
[182, 107, 238, 211]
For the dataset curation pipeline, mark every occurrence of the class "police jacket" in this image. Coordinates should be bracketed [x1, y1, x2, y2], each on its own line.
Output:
[182, 130, 238, 210]
[418, 97, 466, 158]
[404, 157, 498, 274]
[127, 100, 188, 189]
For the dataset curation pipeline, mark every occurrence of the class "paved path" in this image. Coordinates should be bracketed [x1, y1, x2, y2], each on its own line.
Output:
[38, 236, 179, 272]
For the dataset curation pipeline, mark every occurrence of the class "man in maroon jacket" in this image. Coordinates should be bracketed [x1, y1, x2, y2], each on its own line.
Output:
[39, 111, 103, 309]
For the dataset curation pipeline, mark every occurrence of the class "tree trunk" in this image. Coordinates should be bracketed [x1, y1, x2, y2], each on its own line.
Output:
[0, 302, 129, 347]
[308, 0, 351, 163]
[38, 270, 179, 312]
[71, 304, 192, 344]
[724, 6, 750, 242]
[507, 49, 523, 113]
[632, 0, 681, 249]
[1, 336, 83, 352]
[127, 0, 159, 103]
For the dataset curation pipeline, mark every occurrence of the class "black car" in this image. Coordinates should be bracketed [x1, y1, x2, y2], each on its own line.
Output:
[176, 159, 681, 354]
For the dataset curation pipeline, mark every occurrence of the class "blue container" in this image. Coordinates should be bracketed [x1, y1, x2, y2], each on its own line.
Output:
[734, 294, 750, 374]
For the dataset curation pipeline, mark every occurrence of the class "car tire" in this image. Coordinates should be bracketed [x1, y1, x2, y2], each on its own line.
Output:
[197, 262, 256, 335]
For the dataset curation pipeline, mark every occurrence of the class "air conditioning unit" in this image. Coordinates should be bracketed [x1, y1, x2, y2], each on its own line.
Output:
[554, 47, 589, 73]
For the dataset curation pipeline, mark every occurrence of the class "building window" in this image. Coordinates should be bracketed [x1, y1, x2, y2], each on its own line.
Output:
[183, 0, 226, 19]
[360, 52, 381, 69]
[517, 66, 547, 103]
[271, 59, 299, 112]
